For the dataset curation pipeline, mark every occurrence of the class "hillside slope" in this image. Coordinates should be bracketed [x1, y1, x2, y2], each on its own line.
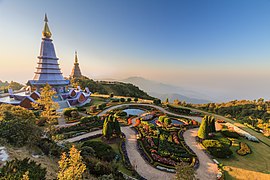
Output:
[71, 77, 154, 100]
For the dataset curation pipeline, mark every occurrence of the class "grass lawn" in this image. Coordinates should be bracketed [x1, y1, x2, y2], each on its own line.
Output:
[176, 105, 270, 147]
[82, 136, 134, 177]
[89, 96, 108, 106]
[216, 136, 270, 179]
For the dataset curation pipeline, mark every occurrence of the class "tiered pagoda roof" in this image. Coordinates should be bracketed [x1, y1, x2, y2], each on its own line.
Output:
[28, 14, 70, 87]
[70, 51, 82, 78]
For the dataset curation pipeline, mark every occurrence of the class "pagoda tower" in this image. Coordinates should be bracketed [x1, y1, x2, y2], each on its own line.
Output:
[70, 51, 82, 78]
[28, 14, 70, 93]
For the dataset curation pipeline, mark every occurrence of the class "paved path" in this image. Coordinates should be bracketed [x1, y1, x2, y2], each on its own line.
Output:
[98, 103, 202, 122]
[61, 125, 174, 179]
[59, 103, 216, 180]
[183, 128, 218, 180]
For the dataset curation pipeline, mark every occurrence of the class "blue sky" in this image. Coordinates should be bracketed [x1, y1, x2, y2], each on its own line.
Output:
[1, 0, 270, 101]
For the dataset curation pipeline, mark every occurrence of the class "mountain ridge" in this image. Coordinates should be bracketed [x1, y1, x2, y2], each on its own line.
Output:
[121, 76, 210, 104]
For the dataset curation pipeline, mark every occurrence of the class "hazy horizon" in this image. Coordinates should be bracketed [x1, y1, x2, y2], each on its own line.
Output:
[1, 0, 270, 102]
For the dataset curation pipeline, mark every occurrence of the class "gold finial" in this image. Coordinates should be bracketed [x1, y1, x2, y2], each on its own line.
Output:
[44, 13, 48, 22]
[42, 14, 52, 38]
[75, 51, 78, 64]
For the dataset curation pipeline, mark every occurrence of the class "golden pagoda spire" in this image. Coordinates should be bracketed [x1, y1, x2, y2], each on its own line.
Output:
[75, 51, 78, 64]
[42, 14, 52, 38]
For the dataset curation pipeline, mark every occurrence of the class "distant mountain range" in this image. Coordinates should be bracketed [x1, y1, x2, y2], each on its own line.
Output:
[121, 77, 210, 104]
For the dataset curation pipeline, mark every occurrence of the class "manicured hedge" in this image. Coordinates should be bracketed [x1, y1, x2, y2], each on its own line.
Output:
[208, 146, 233, 158]
[63, 107, 78, 117]
[202, 139, 233, 158]
[221, 130, 240, 138]
[202, 140, 223, 148]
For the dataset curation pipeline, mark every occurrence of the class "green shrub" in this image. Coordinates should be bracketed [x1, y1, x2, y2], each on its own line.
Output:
[114, 111, 127, 117]
[237, 142, 251, 156]
[127, 98, 132, 102]
[0, 158, 46, 180]
[120, 98, 125, 102]
[63, 108, 77, 118]
[221, 130, 240, 138]
[36, 138, 64, 157]
[97, 103, 107, 110]
[80, 116, 99, 124]
[84, 157, 114, 176]
[208, 146, 233, 158]
[82, 141, 116, 162]
[202, 140, 223, 148]
[202, 139, 233, 158]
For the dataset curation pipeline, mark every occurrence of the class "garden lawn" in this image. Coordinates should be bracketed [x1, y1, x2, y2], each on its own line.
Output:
[217, 136, 270, 179]
[181, 106, 270, 147]
[89, 96, 107, 106]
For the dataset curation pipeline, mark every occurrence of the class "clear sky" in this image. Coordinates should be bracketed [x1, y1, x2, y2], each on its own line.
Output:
[1, 0, 270, 101]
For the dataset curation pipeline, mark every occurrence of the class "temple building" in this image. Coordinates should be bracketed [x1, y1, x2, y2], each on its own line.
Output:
[70, 51, 82, 78]
[0, 15, 91, 109]
[27, 14, 70, 93]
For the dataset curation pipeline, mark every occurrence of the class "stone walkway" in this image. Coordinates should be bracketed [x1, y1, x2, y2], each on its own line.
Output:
[183, 128, 218, 180]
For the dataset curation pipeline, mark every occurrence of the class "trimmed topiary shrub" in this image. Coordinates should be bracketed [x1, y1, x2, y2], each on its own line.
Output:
[221, 130, 240, 138]
[202, 139, 233, 158]
[208, 146, 233, 158]
[237, 142, 251, 156]
[120, 98, 125, 102]
[202, 140, 223, 148]
[63, 107, 77, 118]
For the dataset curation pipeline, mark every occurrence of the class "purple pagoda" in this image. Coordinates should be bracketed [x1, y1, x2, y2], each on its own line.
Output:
[27, 14, 70, 93]
[0, 15, 91, 109]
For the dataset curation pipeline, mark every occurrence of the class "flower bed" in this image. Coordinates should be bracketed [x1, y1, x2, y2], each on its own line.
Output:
[134, 122, 198, 170]
[119, 139, 132, 170]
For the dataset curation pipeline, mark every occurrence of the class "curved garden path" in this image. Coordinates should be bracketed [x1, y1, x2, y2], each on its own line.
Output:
[183, 128, 218, 180]
[60, 103, 217, 180]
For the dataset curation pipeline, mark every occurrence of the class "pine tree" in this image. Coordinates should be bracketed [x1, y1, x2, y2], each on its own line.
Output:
[57, 145, 86, 180]
[21, 171, 30, 180]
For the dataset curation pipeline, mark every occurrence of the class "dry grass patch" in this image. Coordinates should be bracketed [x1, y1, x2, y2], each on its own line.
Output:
[224, 166, 270, 180]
